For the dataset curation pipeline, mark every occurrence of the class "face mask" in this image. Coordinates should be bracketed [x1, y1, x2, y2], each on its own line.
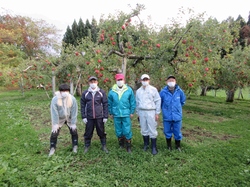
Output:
[141, 81, 149, 86]
[167, 82, 176, 87]
[116, 80, 124, 87]
[89, 83, 97, 89]
[61, 92, 69, 98]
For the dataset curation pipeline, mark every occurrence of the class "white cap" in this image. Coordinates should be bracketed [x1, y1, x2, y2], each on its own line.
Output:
[141, 74, 150, 80]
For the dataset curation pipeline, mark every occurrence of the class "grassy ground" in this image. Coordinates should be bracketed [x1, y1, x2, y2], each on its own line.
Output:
[0, 89, 250, 186]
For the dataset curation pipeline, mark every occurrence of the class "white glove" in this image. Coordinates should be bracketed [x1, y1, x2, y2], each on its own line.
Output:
[82, 118, 88, 124]
[103, 118, 108, 123]
[70, 124, 77, 131]
[52, 124, 59, 133]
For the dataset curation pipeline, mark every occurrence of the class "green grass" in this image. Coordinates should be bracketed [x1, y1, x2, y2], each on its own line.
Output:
[0, 89, 250, 186]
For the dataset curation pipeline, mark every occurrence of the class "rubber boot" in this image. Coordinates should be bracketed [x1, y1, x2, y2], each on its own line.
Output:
[84, 139, 91, 153]
[49, 131, 59, 156]
[118, 136, 125, 148]
[126, 139, 132, 153]
[100, 138, 109, 153]
[175, 140, 181, 152]
[70, 129, 78, 153]
[166, 138, 172, 151]
[151, 138, 158, 155]
[143, 136, 149, 151]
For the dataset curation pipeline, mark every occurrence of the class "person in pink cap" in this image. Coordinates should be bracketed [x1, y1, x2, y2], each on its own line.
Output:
[108, 73, 136, 153]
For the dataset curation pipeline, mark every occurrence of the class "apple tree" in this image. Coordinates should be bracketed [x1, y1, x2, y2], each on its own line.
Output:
[214, 45, 250, 102]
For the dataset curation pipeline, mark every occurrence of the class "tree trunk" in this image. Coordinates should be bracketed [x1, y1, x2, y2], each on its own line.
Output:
[70, 80, 74, 95]
[200, 86, 207, 96]
[76, 84, 82, 96]
[226, 90, 235, 102]
[52, 72, 56, 96]
[121, 57, 127, 77]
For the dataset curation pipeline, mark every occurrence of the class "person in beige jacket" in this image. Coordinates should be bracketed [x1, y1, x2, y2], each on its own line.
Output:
[49, 83, 78, 156]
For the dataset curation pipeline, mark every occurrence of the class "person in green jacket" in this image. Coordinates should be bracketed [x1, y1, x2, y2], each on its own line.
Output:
[108, 73, 136, 153]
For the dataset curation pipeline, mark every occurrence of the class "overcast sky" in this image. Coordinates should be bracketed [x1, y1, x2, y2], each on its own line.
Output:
[1, 0, 250, 38]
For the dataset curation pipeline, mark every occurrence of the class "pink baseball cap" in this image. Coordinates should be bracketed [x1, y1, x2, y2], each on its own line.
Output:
[115, 73, 124, 80]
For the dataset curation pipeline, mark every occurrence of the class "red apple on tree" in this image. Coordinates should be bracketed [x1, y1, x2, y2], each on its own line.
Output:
[86, 61, 90, 65]
[98, 59, 102, 63]
[156, 43, 161, 48]
[192, 60, 196, 64]
[75, 52, 79, 56]
[122, 25, 126, 30]
[205, 67, 209, 71]
[182, 39, 187, 44]
[204, 57, 209, 62]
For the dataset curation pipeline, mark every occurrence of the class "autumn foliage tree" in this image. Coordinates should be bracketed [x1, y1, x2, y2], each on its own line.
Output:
[0, 13, 60, 89]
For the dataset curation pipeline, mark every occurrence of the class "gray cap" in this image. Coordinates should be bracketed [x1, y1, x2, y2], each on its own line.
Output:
[88, 76, 98, 81]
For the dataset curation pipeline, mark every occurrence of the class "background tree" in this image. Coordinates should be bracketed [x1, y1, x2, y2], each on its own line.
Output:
[0, 13, 60, 88]
[2, 5, 250, 103]
[62, 18, 98, 48]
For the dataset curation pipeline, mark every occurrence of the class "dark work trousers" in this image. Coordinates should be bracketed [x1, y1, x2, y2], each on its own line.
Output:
[50, 123, 78, 149]
[84, 118, 106, 147]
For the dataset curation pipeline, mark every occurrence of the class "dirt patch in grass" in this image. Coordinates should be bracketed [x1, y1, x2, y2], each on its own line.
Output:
[182, 126, 238, 141]
[184, 110, 231, 123]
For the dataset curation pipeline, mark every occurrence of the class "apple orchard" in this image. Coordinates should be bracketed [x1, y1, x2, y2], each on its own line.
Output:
[1, 4, 250, 102]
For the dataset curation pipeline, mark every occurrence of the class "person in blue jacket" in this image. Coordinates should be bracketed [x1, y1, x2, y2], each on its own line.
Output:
[108, 73, 136, 153]
[160, 75, 186, 151]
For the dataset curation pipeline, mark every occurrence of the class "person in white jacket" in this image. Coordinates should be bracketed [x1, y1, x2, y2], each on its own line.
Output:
[136, 74, 161, 155]
[49, 83, 78, 156]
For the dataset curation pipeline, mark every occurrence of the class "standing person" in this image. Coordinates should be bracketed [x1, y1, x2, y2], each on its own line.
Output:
[108, 73, 136, 153]
[81, 76, 109, 153]
[160, 75, 186, 151]
[49, 83, 78, 156]
[136, 74, 161, 155]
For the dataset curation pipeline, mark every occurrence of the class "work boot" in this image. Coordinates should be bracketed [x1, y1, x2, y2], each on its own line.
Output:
[151, 138, 158, 155]
[84, 139, 91, 153]
[84, 146, 90, 153]
[143, 136, 149, 151]
[100, 138, 109, 153]
[166, 138, 172, 151]
[101, 145, 109, 153]
[73, 145, 78, 153]
[48, 147, 55, 157]
[126, 139, 132, 153]
[175, 140, 181, 152]
[118, 137, 125, 148]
